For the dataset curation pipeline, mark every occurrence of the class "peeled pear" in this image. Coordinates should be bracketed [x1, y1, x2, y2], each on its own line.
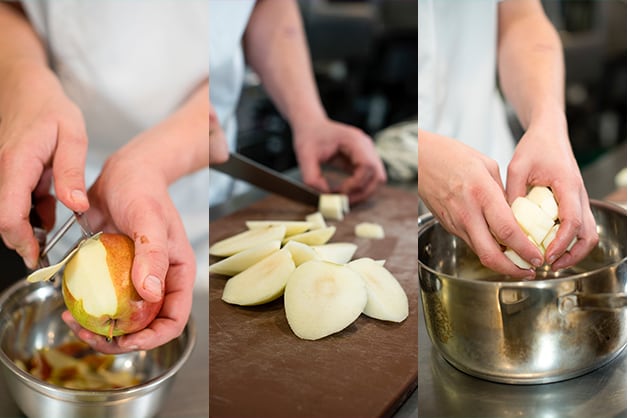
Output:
[283, 240, 321, 266]
[318, 194, 349, 221]
[282, 226, 336, 246]
[209, 240, 281, 276]
[311, 242, 358, 264]
[355, 222, 385, 239]
[209, 225, 286, 257]
[510, 196, 555, 246]
[245, 220, 312, 236]
[348, 258, 408, 322]
[284, 260, 367, 340]
[305, 212, 327, 230]
[62, 233, 162, 339]
[221, 249, 295, 306]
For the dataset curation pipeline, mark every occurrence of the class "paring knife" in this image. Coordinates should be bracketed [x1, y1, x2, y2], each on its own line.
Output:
[213, 153, 320, 206]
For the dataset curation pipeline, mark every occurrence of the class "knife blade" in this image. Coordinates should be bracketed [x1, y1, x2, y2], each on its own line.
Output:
[213, 153, 320, 207]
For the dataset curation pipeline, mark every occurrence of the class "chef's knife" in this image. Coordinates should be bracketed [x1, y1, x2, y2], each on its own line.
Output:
[213, 153, 320, 206]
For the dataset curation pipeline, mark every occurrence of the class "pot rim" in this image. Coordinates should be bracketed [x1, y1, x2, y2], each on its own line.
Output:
[418, 199, 627, 287]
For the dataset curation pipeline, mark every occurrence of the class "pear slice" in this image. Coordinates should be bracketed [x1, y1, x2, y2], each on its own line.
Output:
[541, 223, 577, 252]
[209, 225, 286, 257]
[311, 242, 357, 264]
[305, 212, 327, 230]
[245, 220, 312, 236]
[209, 240, 281, 276]
[284, 260, 367, 340]
[504, 248, 532, 269]
[283, 240, 321, 266]
[510, 196, 555, 246]
[282, 226, 336, 246]
[221, 249, 295, 306]
[526, 186, 559, 221]
[348, 258, 408, 323]
[355, 222, 385, 239]
[318, 194, 349, 221]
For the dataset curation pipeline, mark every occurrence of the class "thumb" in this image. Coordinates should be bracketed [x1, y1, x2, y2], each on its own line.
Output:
[130, 224, 169, 304]
[298, 155, 330, 193]
[52, 123, 89, 212]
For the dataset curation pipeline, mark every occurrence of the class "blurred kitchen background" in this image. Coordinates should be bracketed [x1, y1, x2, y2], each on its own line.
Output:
[232, 0, 418, 187]
[231, 0, 626, 202]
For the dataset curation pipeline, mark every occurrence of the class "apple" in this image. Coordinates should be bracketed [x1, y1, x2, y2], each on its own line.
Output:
[62, 233, 162, 340]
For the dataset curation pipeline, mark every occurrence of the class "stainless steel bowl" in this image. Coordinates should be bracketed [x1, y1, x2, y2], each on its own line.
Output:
[418, 200, 627, 384]
[0, 279, 196, 418]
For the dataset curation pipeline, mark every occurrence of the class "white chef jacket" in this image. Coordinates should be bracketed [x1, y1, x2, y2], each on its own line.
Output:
[418, 0, 515, 179]
[21, 0, 210, 288]
[209, 0, 256, 207]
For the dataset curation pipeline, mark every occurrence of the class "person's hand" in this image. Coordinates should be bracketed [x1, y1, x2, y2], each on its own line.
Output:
[292, 117, 387, 204]
[209, 102, 228, 165]
[506, 110, 598, 270]
[0, 65, 89, 268]
[62, 145, 196, 354]
[418, 130, 542, 278]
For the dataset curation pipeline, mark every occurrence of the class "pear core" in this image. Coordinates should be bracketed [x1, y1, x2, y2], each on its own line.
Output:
[64, 238, 118, 317]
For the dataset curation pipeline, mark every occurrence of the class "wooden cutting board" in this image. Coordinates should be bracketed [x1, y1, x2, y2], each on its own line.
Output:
[209, 186, 418, 418]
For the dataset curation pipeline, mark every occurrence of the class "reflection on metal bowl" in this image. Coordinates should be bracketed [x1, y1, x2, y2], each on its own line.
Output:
[418, 200, 627, 384]
[0, 279, 195, 418]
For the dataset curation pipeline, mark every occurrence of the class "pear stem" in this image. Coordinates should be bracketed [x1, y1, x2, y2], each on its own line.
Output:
[107, 320, 115, 342]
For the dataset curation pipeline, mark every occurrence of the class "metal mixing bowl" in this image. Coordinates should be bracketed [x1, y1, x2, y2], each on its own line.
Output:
[0, 279, 196, 418]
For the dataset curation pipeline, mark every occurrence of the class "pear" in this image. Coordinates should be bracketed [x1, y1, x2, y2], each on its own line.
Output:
[284, 260, 367, 340]
[209, 225, 286, 257]
[245, 220, 312, 236]
[221, 249, 295, 306]
[510, 196, 555, 246]
[311, 242, 357, 264]
[305, 212, 327, 230]
[348, 258, 408, 322]
[318, 194, 349, 221]
[282, 226, 336, 246]
[283, 240, 321, 266]
[209, 240, 281, 276]
[354, 222, 385, 239]
[62, 233, 162, 340]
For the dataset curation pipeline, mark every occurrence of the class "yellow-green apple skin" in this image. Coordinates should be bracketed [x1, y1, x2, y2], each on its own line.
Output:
[62, 233, 162, 338]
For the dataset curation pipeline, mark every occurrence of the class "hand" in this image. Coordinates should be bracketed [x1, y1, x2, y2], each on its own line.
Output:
[418, 131, 543, 278]
[62, 146, 196, 354]
[506, 111, 598, 270]
[0, 65, 89, 268]
[209, 102, 228, 165]
[292, 117, 387, 204]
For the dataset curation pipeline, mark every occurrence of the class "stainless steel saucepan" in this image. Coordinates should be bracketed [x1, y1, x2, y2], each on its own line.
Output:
[418, 200, 627, 384]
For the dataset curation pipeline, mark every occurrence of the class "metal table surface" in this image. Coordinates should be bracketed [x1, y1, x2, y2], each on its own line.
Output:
[0, 290, 209, 418]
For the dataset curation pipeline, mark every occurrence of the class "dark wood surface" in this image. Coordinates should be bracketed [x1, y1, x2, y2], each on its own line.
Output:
[209, 186, 418, 418]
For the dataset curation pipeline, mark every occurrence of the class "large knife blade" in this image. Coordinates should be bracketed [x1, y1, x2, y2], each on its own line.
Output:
[213, 153, 320, 206]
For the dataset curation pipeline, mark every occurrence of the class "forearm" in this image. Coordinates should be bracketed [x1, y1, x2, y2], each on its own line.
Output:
[497, 0, 565, 130]
[243, 0, 327, 131]
[112, 80, 210, 184]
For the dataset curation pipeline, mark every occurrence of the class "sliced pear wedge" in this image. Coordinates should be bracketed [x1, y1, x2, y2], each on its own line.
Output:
[311, 242, 357, 264]
[526, 186, 558, 221]
[318, 194, 349, 221]
[245, 220, 312, 236]
[209, 240, 281, 276]
[510, 196, 555, 246]
[282, 226, 336, 246]
[210, 225, 286, 257]
[355, 222, 385, 239]
[348, 258, 408, 323]
[221, 249, 295, 306]
[283, 240, 321, 266]
[284, 260, 367, 340]
[305, 212, 327, 230]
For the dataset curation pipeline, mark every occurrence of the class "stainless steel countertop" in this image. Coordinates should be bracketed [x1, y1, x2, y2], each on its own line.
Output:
[0, 290, 209, 418]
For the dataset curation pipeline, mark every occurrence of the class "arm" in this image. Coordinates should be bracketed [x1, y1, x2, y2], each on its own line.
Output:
[242, 0, 386, 203]
[64, 81, 211, 353]
[0, 3, 89, 268]
[498, 0, 598, 269]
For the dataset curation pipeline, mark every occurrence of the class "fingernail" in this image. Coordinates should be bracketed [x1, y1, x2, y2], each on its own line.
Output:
[531, 258, 542, 268]
[143, 275, 163, 299]
[548, 254, 557, 264]
[71, 189, 88, 205]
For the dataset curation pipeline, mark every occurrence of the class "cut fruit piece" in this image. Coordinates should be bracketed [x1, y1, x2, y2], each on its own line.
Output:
[355, 222, 385, 239]
[526, 186, 559, 221]
[305, 212, 327, 230]
[311, 243, 357, 264]
[541, 224, 577, 252]
[348, 258, 408, 322]
[284, 260, 367, 340]
[318, 194, 349, 221]
[282, 226, 336, 246]
[510, 197, 555, 245]
[209, 240, 281, 276]
[283, 240, 321, 266]
[246, 220, 312, 236]
[504, 248, 532, 269]
[221, 249, 295, 306]
[374, 259, 386, 266]
[209, 225, 286, 257]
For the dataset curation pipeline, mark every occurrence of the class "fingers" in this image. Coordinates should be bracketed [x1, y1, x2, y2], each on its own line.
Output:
[299, 153, 331, 193]
[52, 120, 89, 213]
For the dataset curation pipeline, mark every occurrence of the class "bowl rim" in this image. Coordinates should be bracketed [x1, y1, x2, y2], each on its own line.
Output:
[418, 199, 627, 287]
[0, 279, 197, 400]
